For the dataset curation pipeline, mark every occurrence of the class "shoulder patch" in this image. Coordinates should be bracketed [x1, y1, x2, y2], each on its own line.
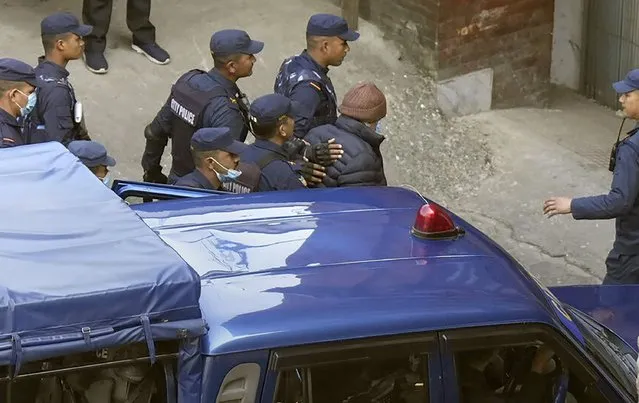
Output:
[309, 82, 322, 92]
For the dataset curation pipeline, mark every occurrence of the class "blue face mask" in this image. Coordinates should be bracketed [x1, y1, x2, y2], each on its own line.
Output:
[375, 121, 383, 135]
[212, 158, 242, 181]
[15, 90, 37, 118]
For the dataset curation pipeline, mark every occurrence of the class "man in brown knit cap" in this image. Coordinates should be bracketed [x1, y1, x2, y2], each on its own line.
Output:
[304, 82, 387, 187]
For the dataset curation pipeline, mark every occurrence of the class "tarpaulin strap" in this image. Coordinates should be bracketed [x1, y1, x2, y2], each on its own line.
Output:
[140, 315, 156, 364]
[82, 327, 92, 347]
[163, 360, 177, 403]
[11, 333, 23, 378]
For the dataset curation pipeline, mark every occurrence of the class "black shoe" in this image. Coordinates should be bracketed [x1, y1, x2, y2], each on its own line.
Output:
[83, 51, 109, 74]
[131, 40, 170, 65]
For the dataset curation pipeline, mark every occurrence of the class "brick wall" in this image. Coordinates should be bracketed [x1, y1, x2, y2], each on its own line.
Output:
[437, 0, 555, 108]
[330, 0, 555, 109]
[329, 0, 440, 71]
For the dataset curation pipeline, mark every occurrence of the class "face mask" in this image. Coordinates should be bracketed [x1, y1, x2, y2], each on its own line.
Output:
[100, 173, 112, 188]
[375, 121, 383, 135]
[14, 90, 37, 118]
[211, 158, 242, 181]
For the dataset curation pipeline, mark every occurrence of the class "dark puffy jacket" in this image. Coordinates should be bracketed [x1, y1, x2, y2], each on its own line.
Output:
[305, 115, 387, 187]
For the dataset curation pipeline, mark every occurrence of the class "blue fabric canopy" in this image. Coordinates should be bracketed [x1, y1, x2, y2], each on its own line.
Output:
[0, 142, 205, 374]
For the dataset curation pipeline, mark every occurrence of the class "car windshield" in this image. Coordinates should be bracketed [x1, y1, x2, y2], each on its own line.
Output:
[566, 306, 637, 398]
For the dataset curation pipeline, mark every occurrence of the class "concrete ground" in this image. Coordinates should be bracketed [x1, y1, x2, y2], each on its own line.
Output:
[1, 0, 625, 286]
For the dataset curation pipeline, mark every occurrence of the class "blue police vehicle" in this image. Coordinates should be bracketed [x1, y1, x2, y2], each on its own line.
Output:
[1, 142, 638, 403]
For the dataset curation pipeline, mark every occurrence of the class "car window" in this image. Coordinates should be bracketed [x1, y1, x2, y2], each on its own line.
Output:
[567, 307, 637, 399]
[447, 325, 619, 403]
[455, 343, 611, 403]
[272, 336, 432, 403]
[275, 354, 428, 403]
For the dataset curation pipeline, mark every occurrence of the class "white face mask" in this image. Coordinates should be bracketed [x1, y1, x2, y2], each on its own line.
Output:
[375, 120, 383, 135]
[100, 173, 112, 188]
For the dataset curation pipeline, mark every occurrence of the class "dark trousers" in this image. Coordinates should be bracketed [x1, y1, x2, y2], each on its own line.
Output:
[603, 251, 639, 284]
[82, 0, 156, 52]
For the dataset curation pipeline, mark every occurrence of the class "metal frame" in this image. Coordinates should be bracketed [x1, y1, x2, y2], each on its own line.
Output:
[111, 179, 228, 201]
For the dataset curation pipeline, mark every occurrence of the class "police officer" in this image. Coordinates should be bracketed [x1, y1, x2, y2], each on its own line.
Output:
[25, 12, 93, 145]
[67, 140, 117, 186]
[274, 13, 359, 157]
[174, 127, 251, 191]
[0, 58, 37, 148]
[82, 0, 170, 74]
[544, 69, 639, 285]
[141, 29, 263, 185]
[242, 94, 310, 191]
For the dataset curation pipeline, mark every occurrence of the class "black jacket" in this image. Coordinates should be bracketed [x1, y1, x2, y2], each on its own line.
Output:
[305, 115, 387, 187]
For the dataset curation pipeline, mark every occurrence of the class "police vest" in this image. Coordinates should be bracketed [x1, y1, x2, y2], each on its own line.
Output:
[168, 69, 249, 177]
[274, 56, 337, 130]
[23, 78, 88, 145]
[221, 161, 261, 194]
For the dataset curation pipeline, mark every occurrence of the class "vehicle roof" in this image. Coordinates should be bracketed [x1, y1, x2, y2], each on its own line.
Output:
[0, 143, 203, 366]
[134, 187, 563, 355]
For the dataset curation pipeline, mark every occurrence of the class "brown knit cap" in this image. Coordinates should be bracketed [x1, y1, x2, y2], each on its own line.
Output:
[338, 82, 387, 122]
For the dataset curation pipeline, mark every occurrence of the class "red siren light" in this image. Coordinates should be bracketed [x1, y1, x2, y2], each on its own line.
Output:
[411, 202, 465, 240]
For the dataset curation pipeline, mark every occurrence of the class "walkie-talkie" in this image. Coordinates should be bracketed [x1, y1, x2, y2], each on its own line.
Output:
[609, 117, 627, 172]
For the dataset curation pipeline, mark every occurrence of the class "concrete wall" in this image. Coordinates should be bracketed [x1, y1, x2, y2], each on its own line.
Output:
[550, 0, 585, 90]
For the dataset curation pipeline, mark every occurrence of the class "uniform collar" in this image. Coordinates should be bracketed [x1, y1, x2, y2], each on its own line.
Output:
[301, 50, 329, 75]
[253, 138, 289, 158]
[193, 168, 221, 190]
[208, 68, 240, 96]
[36, 60, 70, 80]
[0, 108, 20, 127]
[335, 115, 385, 148]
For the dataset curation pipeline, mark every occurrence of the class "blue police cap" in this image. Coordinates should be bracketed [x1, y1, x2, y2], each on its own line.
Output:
[191, 127, 248, 154]
[210, 29, 264, 56]
[41, 12, 93, 37]
[306, 13, 360, 41]
[68, 140, 116, 168]
[613, 69, 639, 94]
[249, 94, 302, 125]
[0, 58, 37, 87]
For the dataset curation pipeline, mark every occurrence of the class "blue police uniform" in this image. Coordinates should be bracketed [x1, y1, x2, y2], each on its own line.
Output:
[174, 127, 249, 191]
[142, 29, 263, 184]
[571, 70, 639, 285]
[0, 58, 38, 148]
[175, 168, 220, 190]
[25, 13, 93, 145]
[274, 14, 359, 140]
[241, 94, 307, 191]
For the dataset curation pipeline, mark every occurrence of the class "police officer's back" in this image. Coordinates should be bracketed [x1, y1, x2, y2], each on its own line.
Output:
[544, 69, 639, 285]
[25, 12, 93, 145]
[0, 59, 38, 148]
[305, 82, 388, 187]
[241, 94, 308, 191]
[274, 13, 359, 153]
[175, 127, 256, 193]
[141, 29, 264, 185]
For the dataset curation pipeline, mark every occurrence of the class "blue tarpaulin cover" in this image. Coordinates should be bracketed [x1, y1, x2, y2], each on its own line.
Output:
[0, 142, 206, 373]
